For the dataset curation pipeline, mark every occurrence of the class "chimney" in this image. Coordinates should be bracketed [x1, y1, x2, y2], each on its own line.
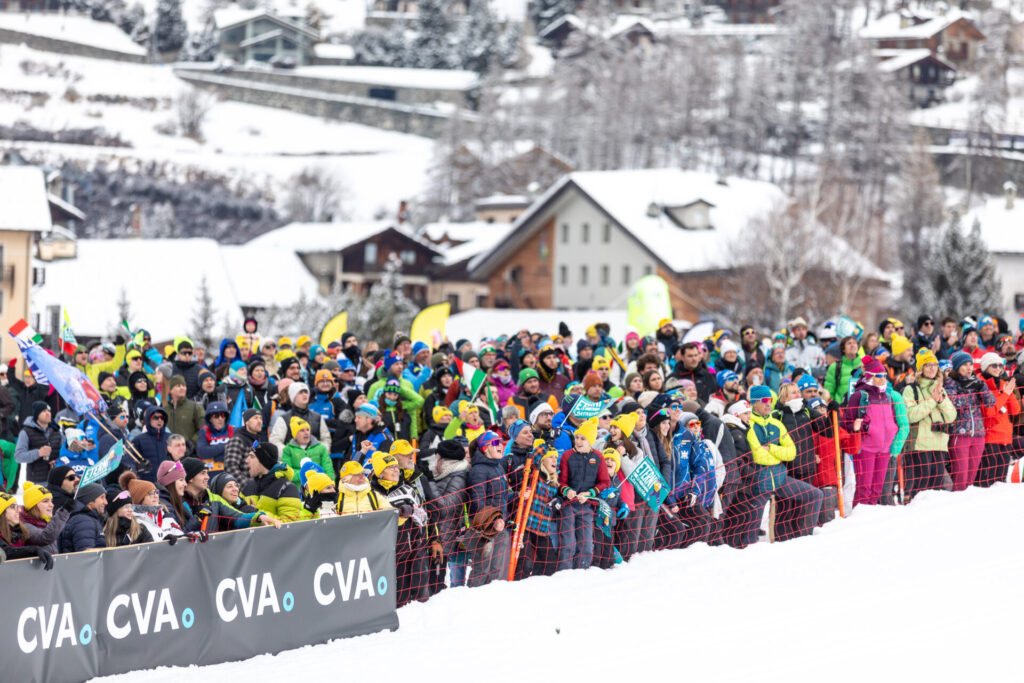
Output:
[397, 200, 409, 225]
[1005, 181, 1017, 210]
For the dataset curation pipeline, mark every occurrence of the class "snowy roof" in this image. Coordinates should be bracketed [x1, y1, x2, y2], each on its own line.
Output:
[34, 239, 243, 340]
[213, 7, 319, 38]
[437, 223, 516, 266]
[420, 221, 495, 244]
[0, 167, 52, 232]
[0, 13, 146, 56]
[447, 309, 659, 347]
[604, 16, 657, 40]
[875, 48, 956, 73]
[289, 65, 479, 91]
[313, 43, 355, 60]
[474, 194, 531, 209]
[33, 238, 323, 340]
[963, 195, 1024, 255]
[539, 14, 587, 39]
[247, 221, 440, 255]
[860, 9, 980, 41]
[46, 193, 86, 222]
[219, 244, 321, 306]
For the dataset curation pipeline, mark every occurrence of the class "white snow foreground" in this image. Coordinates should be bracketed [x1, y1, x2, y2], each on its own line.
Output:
[96, 485, 1024, 682]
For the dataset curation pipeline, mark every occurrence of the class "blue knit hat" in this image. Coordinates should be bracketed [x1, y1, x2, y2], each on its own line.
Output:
[508, 419, 531, 442]
[950, 351, 973, 372]
[382, 349, 402, 372]
[749, 385, 773, 402]
[716, 370, 739, 388]
[356, 403, 379, 419]
[796, 374, 818, 391]
[412, 341, 430, 357]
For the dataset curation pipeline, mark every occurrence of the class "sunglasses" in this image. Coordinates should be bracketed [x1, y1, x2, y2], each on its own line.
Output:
[151, 416, 165, 422]
[669, 403, 682, 410]
[65, 473, 80, 481]
[687, 420, 702, 428]
[178, 350, 193, 356]
[756, 397, 774, 404]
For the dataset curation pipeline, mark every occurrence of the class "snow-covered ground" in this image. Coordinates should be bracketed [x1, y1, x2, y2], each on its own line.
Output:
[93, 483, 1024, 682]
[0, 43, 435, 219]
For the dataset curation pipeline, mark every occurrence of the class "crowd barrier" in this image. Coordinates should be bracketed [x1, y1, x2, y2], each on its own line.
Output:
[3, 511, 398, 683]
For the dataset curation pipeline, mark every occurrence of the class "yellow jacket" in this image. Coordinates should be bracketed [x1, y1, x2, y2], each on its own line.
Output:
[336, 485, 393, 515]
[78, 344, 127, 385]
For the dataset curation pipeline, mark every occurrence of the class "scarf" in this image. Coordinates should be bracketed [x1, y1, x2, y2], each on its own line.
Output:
[434, 458, 469, 480]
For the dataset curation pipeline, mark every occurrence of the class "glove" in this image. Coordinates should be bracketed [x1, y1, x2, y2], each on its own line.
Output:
[616, 505, 630, 520]
[135, 458, 153, 475]
[114, 335, 125, 345]
[35, 547, 54, 570]
[411, 506, 428, 528]
[429, 541, 444, 565]
[165, 534, 179, 546]
[61, 494, 77, 512]
[7, 358, 16, 371]
[397, 504, 414, 518]
[686, 493, 698, 508]
[599, 486, 620, 502]
[185, 531, 209, 543]
[303, 493, 321, 514]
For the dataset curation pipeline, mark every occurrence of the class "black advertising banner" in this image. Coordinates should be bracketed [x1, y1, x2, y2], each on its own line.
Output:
[3, 511, 398, 683]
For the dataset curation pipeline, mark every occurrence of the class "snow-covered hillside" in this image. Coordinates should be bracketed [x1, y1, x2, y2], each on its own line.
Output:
[95, 484, 1024, 682]
[0, 43, 434, 221]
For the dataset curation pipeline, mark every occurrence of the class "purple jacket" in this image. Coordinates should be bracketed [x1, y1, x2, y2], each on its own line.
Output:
[843, 381, 897, 454]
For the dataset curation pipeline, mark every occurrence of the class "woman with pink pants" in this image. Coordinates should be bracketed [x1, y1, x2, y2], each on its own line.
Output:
[944, 351, 995, 491]
[843, 357, 897, 506]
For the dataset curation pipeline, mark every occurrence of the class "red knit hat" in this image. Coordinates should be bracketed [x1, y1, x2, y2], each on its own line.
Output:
[583, 371, 603, 391]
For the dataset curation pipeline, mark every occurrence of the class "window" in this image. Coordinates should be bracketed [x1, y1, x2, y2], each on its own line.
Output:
[603, 223, 611, 243]
[561, 224, 569, 243]
[580, 265, 588, 285]
[622, 265, 631, 285]
[476, 294, 489, 308]
[644, 264, 653, 276]
[364, 242, 378, 265]
[32, 267, 45, 286]
[601, 265, 609, 285]
[368, 87, 397, 101]
[582, 223, 589, 243]
[560, 265, 568, 285]
[401, 250, 415, 264]
[446, 293, 459, 312]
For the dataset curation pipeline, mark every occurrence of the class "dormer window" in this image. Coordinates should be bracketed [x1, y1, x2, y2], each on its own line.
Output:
[662, 199, 715, 230]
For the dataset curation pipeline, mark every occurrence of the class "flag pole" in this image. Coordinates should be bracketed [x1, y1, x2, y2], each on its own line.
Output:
[86, 411, 145, 464]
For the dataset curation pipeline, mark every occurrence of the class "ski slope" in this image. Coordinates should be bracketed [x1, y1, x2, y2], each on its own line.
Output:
[95, 484, 1024, 682]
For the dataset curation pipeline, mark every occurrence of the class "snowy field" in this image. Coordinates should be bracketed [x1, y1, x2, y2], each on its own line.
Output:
[0, 43, 435, 219]
[95, 484, 1024, 682]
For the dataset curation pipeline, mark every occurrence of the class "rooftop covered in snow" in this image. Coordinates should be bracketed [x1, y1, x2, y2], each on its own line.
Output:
[963, 192, 1024, 255]
[0, 167, 52, 232]
[0, 13, 146, 56]
[860, 8, 981, 41]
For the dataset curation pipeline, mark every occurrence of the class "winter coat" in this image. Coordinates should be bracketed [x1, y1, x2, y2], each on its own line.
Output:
[823, 356, 862, 404]
[204, 491, 262, 532]
[14, 417, 63, 484]
[981, 375, 1020, 445]
[786, 338, 826, 375]
[351, 424, 393, 468]
[96, 420, 132, 463]
[130, 406, 170, 483]
[337, 483, 392, 515]
[171, 358, 205, 399]
[196, 422, 234, 469]
[424, 458, 469, 556]
[164, 396, 205, 445]
[223, 427, 259, 488]
[903, 377, 957, 453]
[490, 375, 519, 407]
[8, 375, 57, 430]
[536, 365, 570, 403]
[19, 506, 71, 555]
[944, 373, 995, 437]
[668, 428, 717, 508]
[381, 406, 414, 441]
[810, 417, 860, 489]
[269, 406, 331, 452]
[843, 381, 898, 455]
[281, 437, 335, 485]
[58, 503, 105, 552]
[467, 453, 510, 516]
[460, 526, 512, 588]
[558, 447, 611, 499]
[242, 462, 304, 522]
[775, 402, 816, 482]
[672, 363, 718, 402]
[108, 516, 155, 547]
[763, 361, 795, 394]
[524, 454, 560, 537]
[131, 504, 183, 541]
[746, 412, 796, 494]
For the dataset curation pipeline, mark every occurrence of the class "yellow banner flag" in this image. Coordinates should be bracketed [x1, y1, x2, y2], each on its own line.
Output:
[627, 275, 672, 337]
[319, 312, 348, 348]
[410, 302, 450, 349]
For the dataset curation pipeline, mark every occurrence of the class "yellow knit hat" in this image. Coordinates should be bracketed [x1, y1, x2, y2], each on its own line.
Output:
[891, 334, 913, 357]
[575, 417, 598, 446]
[278, 337, 294, 349]
[22, 481, 52, 512]
[305, 471, 334, 494]
[611, 412, 638, 438]
[602, 447, 621, 475]
[371, 451, 399, 477]
[433, 405, 453, 422]
[916, 348, 939, 372]
[591, 356, 611, 370]
[0, 491, 16, 516]
[290, 416, 310, 435]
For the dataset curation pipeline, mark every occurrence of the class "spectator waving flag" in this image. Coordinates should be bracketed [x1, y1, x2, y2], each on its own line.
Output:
[60, 307, 78, 356]
[9, 318, 107, 415]
[453, 356, 498, 417]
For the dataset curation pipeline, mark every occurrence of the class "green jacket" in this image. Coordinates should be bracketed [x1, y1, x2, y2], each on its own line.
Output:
[885, 386, 910, 456]
[824, 356, 862, 403]
[163, 396, 205, 445]
[280, 438, 335, 485]
[902, 377, 957, 453]
[366, 374, 424, 434]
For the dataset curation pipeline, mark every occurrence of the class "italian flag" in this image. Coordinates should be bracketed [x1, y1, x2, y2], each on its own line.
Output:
[10, 319, 43, 347]
[60, 308, 78, 356]
[453, 356, 488, 397]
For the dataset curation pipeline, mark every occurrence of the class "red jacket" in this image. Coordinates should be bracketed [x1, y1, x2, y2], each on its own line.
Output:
[614, 470, 636, 511]
[812, 427, 861, 489]
[981, 376, 1020, 445]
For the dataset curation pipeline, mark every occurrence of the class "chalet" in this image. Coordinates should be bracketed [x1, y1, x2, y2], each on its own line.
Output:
[860, 9, 984, 67]
[421, 222, 516, 312]
[214, 8, 319, 66]
[875, 48, 956, 107]
[707, 0, 781, 24]
[474, 194, 532, 223]
[246, 222, 441, 303]
[467, 169, 889, 322]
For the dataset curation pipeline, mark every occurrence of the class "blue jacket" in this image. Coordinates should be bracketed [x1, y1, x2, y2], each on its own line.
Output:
[467, 453, 509, 516]
[57, 416, 100, 474]
[668, 428, 717, 507]
[58, 503, 105, 552]
[309, 390, 342, 421]
[403, 364, 432, 391]
[215, 338, 241, 368]
[131, 405, 170, 483]
[551, 411, 576, 455]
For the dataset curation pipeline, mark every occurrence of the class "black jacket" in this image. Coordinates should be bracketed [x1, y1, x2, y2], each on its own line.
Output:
[672, 363, 718, 403]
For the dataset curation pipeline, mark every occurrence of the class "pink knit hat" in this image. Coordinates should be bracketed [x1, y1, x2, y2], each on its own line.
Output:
[157, 460, 186, 487]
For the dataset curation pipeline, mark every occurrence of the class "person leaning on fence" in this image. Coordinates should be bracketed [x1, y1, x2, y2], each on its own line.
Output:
[902, 350, 957, 500]
[943, 351, 995, 491]
[370, 450, 429, 606]
[336, 460, 391, 515]
[555, 417, 609, 571]
[842, 357, 899, 507]
[459, 504, 511, 588]
[17, 480, 71, 554]
[976, 352, 1020, 487]
[746, 385, 822, 542]
[58, 482, 108, 553]
[592, 448, 633, 569]
[242, 442, 304, 523]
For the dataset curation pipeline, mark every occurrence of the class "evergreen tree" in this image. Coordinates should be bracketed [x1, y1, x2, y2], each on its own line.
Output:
[189, 276, 218, 350]
[407, 0, 454, 69]
[181, 19, 218, 62]
[920, 213, 1003, 319]
[117, 286, 132, 324]
[352, 25, 408, 66]
[120, 2, 148, 44]
[496, 22, 521, 69]
[154, 0, 187, 55]
[350, 254, 417, 345]
[455, 0, 498, 74]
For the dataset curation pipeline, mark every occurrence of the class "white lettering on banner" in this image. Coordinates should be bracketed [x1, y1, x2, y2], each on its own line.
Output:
[216, 574, 280, 622]
[107, 590, 179, 639]
[18, 603, 77, 653]
[312, 558, 377, 606]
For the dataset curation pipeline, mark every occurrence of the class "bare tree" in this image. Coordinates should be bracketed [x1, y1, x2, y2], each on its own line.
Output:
[176, 88, 214, 141]
[283, 166, 349, 223]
